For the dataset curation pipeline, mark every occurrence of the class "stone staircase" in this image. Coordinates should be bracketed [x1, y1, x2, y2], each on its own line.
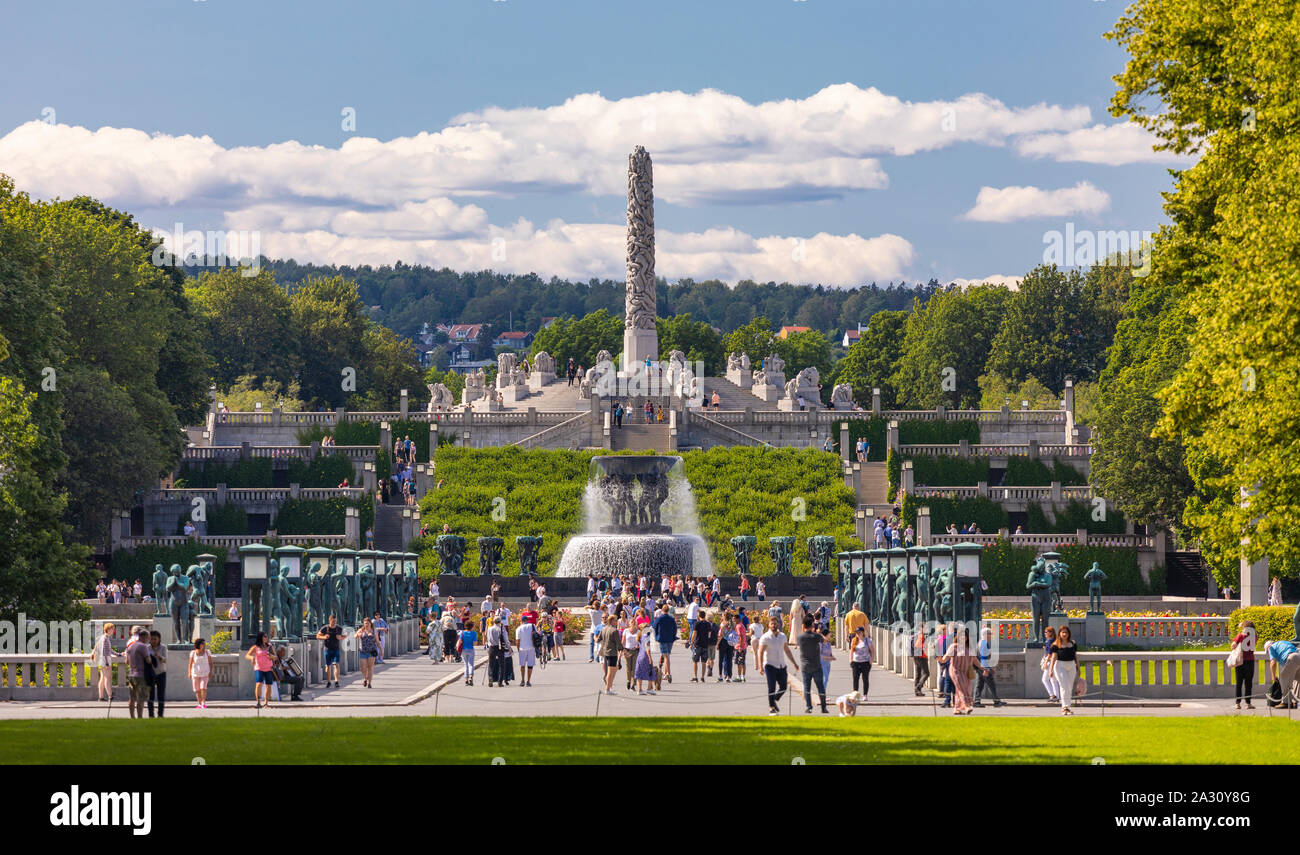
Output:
[610, 423, 672, 452]
[857, 461, 891, 509]
[372, 502, 406, 552]
[699, 375, 781, 411]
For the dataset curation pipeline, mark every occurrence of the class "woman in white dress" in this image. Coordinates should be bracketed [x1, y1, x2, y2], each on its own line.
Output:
[90, 623, 119, 701]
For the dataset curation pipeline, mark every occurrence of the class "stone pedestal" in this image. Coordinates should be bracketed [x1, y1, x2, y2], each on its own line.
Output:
[726, 366, 752, 390]
[623, 327, 658, 373]
[499, 384, 529, 405]
[752, 383, 781, 403]
[1240, 554, 1268, 607]
[156, 614, 214, 646]
[527, 371, 556, 392]
[471, 395, 503, 412]
[777, 392, 818, 411]
[831, 400, 854, 410]
[1085, 612, 1105, 648]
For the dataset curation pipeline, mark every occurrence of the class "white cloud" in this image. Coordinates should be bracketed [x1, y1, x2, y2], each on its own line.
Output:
[1014, 122, 1193, 166]
[948, 275, 1022, 291]
[962, 181, 1110, 223]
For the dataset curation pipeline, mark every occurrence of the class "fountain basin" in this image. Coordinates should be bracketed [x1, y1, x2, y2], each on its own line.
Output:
[555, 533, 705, 577]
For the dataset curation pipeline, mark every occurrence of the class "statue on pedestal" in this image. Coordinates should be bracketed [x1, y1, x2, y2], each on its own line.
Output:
[152, 564, 168, 616]
[427, 382, 455, 412]
[462, 368, 486, 406]
[768, 536, 794, 576]
[278, 561, 300, 637]
[730, 536, 756, 576]
[534, 351, 556, 376]
[404, 563, 419, 616]
[916, 560, 933, 624]
[1084, 562, 1106, 614]
[304, 558, 325, 631]
[1048, 559, 1070, 613]
[331, 564, 351, 624]
[1026, 558, 1053, 644]
[165, 564, 193, 645]
[872, 560, 887, 623]
[807, 536, 836, 577]
[358, 561, 375, 619]
[266, 559, 283, 633]
[516, 536, 542, 576]
[831, 383, 854, 408]
[436, 535, 466, 576]
[478, 536, 504, 576]
[185, 563, 209, 618]
[893, 562, 909, 625]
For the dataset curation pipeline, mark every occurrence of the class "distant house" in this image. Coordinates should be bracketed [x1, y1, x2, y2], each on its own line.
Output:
[842, 328, 862, 347]
[447, 343, 492, 372]
[540, 317, 558, 329]
[492, 330, 534, 349]
[447, 323, 485, 343]
[413, 342, 438, 368]
[777, 325, 811, 340]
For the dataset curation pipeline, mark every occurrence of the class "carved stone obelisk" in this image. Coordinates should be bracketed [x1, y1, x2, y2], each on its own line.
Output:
[623, 146, 658, 373]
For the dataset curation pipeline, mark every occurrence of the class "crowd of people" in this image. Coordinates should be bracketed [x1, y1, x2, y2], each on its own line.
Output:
[872, 515, 914, 548]
[95, 579, 146, 604]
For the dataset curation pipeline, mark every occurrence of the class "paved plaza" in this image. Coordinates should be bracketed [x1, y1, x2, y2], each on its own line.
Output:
[1, 629, 1290, 722]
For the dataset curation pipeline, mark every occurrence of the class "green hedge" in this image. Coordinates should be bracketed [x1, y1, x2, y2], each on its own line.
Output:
[205, 503, 249, 536]
[841, 418, 887, 461]
[886, 449, 901, 502]
[910, 456, 991, 486]
[418, 446, 861, 576]
[176, 453, 356, 489]
[274, 496, 374, 536]
[899, 419, 980, 445]
[109, 543, 224, 595]
[905, 495, 1008, 533]
[1228, 606, 1297, 644]
[1003, 457, 1087, 486]
[1026, 500, 1127, 535]
[978, 540, 1161, 596]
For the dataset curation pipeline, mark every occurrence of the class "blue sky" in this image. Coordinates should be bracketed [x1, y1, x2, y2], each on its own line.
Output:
[0, 0, 1181, 287]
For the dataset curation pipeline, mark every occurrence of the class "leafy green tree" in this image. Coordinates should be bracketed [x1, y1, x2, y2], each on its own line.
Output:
[656, 313, 724, 375]
[831, 309, 906, 406]
[354, 323, 423, 411]
[892, 285, 1012, 408]
[721, 316, 776, 366]
[1109, 0, 1300, 579]
[774, 329, 834, 394]
[290, 275, 369, 407]
[0, 375, 94, 623]
[188, 269, 297, 391]
[528, 310, 623, 368]
[985, 264, 1126, 394]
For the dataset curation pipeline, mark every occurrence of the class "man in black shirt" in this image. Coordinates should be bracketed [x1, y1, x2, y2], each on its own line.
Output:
[316, 614, 347, 688]
[795, 616, 829, 714]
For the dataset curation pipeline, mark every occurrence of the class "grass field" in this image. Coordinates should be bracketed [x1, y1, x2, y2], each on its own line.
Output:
[0, 716, 1294, 764]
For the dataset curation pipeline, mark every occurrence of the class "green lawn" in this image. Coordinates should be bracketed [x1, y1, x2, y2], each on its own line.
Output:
[0, 716, 1294, 764]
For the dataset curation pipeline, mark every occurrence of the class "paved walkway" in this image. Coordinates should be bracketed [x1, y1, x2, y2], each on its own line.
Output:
[0, 633, 1292, 720]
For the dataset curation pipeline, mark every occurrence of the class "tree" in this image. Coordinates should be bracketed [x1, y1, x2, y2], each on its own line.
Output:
[774, 329, 834, 394]
[984, 264, 1126, 394]
[290, 275, 369, 408]
[831, 309, 906, 406]
[721, 316, 776, 366]
[528, 310, 623, 368]
[1109, 0, 1300, 579]
[354, 323, 424, 411]
[188, 269, 297, 391]
[892, 285, 1012, 408]
[0, 375, 94, 623]
[656, 313, 724, 375]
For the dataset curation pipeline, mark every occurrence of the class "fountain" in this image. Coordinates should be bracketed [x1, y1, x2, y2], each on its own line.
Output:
[555, 455, 712, 577]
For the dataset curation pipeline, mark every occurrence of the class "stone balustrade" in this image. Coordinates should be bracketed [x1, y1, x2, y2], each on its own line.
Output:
[983, 617, 1229, 648]
[928, 532, 1154, 549]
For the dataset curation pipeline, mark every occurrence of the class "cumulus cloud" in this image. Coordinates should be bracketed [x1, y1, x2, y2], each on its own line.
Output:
[962, 181, 1110, 223]
[948, 275, 1023, 291]
[1013, 122, 1193, 166]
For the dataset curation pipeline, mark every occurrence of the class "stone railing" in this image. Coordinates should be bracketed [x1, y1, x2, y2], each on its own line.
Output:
[181, 445, 377, 463]
[513, 413, 589, 450]
[0, 653, 242, 701]
[914, 484, 1095, 502]
[928, 532, 1154, 549]
[115, 534, 349, 551]
[900, 443, 1091, 459]
[150, 487, 365, 504]
[983, 617, 1229, 648]
[688, 412, 769, 447]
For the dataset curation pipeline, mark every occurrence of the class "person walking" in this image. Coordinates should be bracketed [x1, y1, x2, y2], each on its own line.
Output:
[653, 603, 677, 683]
[1040, 626, 1061, 702]
[739, 575, 750, 602]
[759, 617, 798, 715]
[622, 620, 641, 690]
[849, 626, 874, 699]
[316, 615, 346, 688]
[515, 618, 538, 687]
[733, 612, 749, 683]
[941, 628, 977, 715]
[819, 627, 835, 687]
[587, 598, 604, 663]
[90, 622, 119, 702]
[147, 631, 167, 718]
[373, 612, 389, 664]
[717, 615, 736, 683]
[690, 614, 711, 683]
[459, 619, 478, 686]
[553, 612, 567, 660]
[125, 629, 152, 719]
[634, 622, 658, 694]
[597, 614, 622, 694]
[356, 618, 379, 688]
[1047, 625, 1079, 715]
[756, 579, 766, 602]
[486, 616, 509, 687]
[189, 638, 213, 709]
[795, 616, 829, 714]
[246, 631, 277, 708]
[973, 627, 1006, 707]
[1231, 619, 1257, 710]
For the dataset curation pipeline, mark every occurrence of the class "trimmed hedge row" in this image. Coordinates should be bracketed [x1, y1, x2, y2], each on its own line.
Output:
[275, 496, 374, 536]
[978, 539, 1163, 597]
[1228, 607, 1298, 645]
[175, 453, 357, 489]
